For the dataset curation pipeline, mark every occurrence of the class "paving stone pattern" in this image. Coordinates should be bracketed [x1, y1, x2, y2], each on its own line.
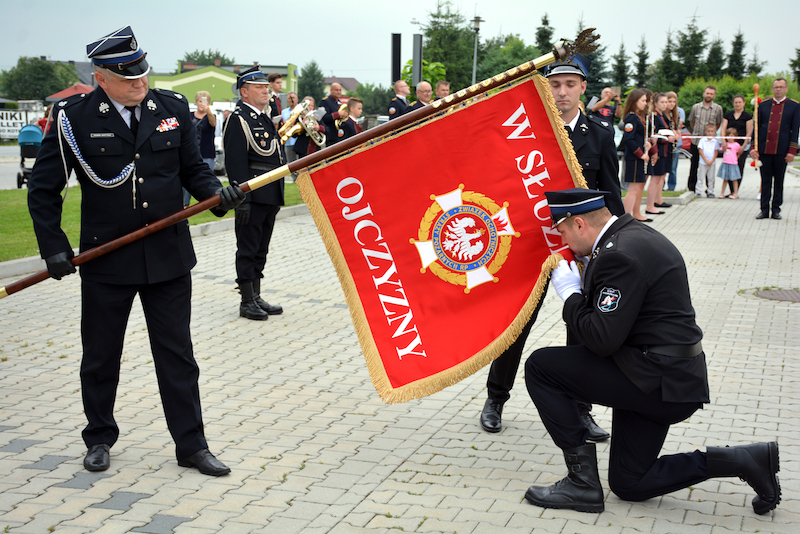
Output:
[0, 163, 798, 533]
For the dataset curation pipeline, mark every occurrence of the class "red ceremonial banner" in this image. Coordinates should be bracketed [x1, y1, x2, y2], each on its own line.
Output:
[297, 75, 585, 403]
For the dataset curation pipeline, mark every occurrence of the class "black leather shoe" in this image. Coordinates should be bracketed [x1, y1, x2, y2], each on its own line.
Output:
[579, 412, 610, 442]
[84, 444, 110, 472]
[178, 449, 231, 476]
[756, 211, 769, 219]
[771, 212, 782, 220]
[654, 202, 672, 208]
[707, 442, 780, 515]
[255, 296, 283, 315]
[240, 300, 269, 320]
[480, 399, 503, 433]
[239, 281, 269, 321]
[253, 279, 283, 315]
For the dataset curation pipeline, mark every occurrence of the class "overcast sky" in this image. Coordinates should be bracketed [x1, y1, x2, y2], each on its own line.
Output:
[1, 0, 796, 89]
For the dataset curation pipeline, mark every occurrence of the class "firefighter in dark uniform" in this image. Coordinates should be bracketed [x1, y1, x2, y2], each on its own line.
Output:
[224, 66, 285, 321]
[388, 79, 411, 119]
[27, 26, 243, 476]
[319, 82, 347, 147]
[479, 55, 619, 440]
[522, 188, 780, 515]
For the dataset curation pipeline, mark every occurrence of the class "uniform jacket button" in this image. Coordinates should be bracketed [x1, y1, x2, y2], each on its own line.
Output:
[138, 177, 144, 183]
[135, 154, 141, 160]
[142, 202, 149, 208]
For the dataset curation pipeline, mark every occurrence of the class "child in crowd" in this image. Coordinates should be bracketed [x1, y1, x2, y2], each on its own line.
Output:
[338, 98, 363, 141]
[696, 124, 719, 197]
[718, 127, 743, 199]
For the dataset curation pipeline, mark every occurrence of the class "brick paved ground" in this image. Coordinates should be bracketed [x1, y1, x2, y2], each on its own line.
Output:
[1, 161, 798, 533]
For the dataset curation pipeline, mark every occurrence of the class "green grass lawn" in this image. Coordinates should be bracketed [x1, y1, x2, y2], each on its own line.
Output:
[0, 181, 302, 263]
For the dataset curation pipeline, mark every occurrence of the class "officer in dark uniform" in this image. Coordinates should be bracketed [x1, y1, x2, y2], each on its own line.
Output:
[267, 72, 284, 129]
[479, 55, 620, 440]
[319, 82, 347, 146]
[27, 26, 243, 476]
[388, 79, 410, 119]
[224, 66, 285, 320]
[750, 77, 799, 220]
[522, 188, 780, 515]
[407, 81, 433, 112]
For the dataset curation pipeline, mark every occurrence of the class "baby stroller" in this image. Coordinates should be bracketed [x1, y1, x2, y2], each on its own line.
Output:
[17, 124, 44, 188]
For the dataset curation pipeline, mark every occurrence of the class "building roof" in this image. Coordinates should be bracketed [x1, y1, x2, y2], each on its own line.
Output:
[324, 77, 360, 92]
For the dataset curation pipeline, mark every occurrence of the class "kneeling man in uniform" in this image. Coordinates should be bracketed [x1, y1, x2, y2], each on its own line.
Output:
[523, 188, 780, 515]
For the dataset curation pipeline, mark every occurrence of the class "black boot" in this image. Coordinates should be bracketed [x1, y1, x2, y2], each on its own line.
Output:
[253, 278, 283, 315]
[479, 399, 503, 433]
[707, 442, 780, 515]
[525, 443, 604, 513]
[578, 409, 610, 442]
[239, 281, 269, 321]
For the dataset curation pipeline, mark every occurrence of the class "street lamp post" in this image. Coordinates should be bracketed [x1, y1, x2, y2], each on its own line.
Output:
[471, 15, 484, 85]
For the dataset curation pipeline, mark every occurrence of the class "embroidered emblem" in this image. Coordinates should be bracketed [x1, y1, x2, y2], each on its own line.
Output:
[601, 121, 609, 127]
[597, 287, 621, 312]
[412, 185, 519, 293]
[606, 241, 614, 248]
[174, 94, 183, 99]
[389, 107, 396, 114]
[156, 117, 179, 132]
[250, 112, 258, 120]
[579, 123, 588, 132]
[147, 99, 157, 111]
[130, 37, 137, 50]
[59, 100, 68, 107]
[624, 122, 633, 132]
[98, 102, 110, 114]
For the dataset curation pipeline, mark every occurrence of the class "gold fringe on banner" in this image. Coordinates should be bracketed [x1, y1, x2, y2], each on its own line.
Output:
[296, 73, 588, 403]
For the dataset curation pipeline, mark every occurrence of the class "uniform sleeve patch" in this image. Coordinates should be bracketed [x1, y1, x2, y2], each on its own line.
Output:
[597, 287, 621, 312]
[624, 122, 633, 132]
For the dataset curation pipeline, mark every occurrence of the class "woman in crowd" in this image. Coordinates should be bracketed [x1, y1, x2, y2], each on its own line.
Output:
[645, 92, 677, 215]
[621, 88, 653, 221]
[665, 91, 683, 191]
[719, 94, 753, 197]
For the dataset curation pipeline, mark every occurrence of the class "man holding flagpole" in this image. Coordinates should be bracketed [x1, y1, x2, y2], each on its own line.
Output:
[27, 26, 242, 476]
[479, 55, 620, 439]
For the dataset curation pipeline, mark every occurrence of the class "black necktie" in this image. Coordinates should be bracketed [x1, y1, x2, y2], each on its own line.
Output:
[126, 106, 139, 137]
[565, 125, 572, 134]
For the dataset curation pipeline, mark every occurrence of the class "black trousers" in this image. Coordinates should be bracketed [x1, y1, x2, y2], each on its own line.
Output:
[525, 345, 708, 501]
[485, 281, 591, 410]
[80, 274, 207, 459]
[687, 144, 700, 193]
[235, 202, 280, 283]
[759, 154, 787, 214]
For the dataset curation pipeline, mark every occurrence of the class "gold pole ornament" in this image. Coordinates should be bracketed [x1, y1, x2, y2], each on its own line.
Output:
[0, 29, 600, 300]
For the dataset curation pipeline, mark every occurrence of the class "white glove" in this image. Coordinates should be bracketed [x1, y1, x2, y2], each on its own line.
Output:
[551, 260, 582, 302]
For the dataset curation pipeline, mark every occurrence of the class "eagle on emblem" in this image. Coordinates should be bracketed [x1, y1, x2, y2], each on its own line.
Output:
[442, 217, 485, 261]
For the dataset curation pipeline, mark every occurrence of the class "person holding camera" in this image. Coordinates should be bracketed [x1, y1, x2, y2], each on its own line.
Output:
[591, 87, 623, 124]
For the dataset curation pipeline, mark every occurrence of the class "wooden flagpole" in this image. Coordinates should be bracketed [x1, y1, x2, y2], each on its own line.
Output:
[1, 29, 600, 300]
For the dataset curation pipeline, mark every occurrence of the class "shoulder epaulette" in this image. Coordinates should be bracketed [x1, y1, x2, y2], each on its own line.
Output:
[587, 114, 610, 129]
[53, 92, 89, 110]
[153, 88, 187, 102]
